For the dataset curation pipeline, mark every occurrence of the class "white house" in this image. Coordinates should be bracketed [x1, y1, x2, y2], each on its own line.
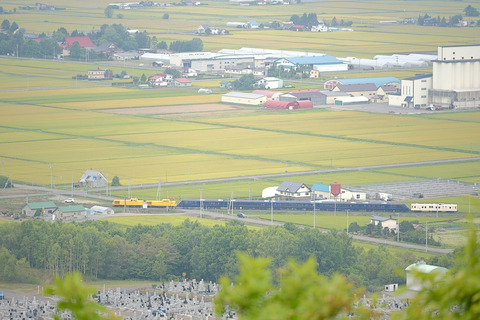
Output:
[370, 215, 397, 232]
[276, 181, 311, 201]
[256, 77, 283, 89]
[79, 170, 108, 188]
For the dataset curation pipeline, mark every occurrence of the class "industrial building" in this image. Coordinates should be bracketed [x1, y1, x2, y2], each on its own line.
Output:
[221, 92, 267, 105]
[388, 74, 432, 108]
[324, 77, 400, 90]
[430, 44, 480, 108]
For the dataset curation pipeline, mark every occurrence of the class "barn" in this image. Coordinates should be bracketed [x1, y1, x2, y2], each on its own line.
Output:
[221, 92, 267, 105]
[264, 100, 313, 110]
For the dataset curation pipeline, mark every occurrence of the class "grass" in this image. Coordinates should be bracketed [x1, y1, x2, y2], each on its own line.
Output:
[255, 213, 457, 230]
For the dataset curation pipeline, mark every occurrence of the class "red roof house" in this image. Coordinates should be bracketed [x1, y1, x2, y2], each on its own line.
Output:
[61, 36, 95, 49]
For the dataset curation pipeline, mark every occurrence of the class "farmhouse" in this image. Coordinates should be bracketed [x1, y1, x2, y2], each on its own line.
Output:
[255, 77, 283, 89]
[88, 68, 113, 80]
[276, 181, 311, 201]
[311, 184, 366, 201]
[22, 201, 57, 217]
[79, 169, 108, 188]
[57, 205, 86, 222]
[405, 261, 448, 291]
[174, 78, 192, 87]
[370, 216, 397, 232]
[221, 92, 267, 105]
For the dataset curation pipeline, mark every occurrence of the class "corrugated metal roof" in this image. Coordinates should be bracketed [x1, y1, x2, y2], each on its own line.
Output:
[26, 201, 57, 210]
[280, 55, 343, 65]
[405, 262, 448, 274]
[58, 205, 85, 213]
[333, 76, 400, 87]
[311, 183, 330, 192]
[277, 181, 307, 193]
[336, 83, 378, 92]
[223, 92, 266, 99]
[404, 73, 433, 81]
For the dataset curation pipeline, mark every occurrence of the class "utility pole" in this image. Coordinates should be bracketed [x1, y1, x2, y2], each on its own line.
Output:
[397, 213, 400, 242]
[270, 200, 273, 225]
[199, 189, 203, 218]
[49, 164, 53, 189]
[425, 221, 428, 252]
[346, 210, 349, 234]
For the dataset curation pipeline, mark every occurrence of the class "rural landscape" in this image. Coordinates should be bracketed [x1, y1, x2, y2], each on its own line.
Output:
[0, 0, 480, 319]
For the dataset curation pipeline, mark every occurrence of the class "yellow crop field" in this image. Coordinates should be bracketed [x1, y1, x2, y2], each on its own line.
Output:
[50, 94, 222, 110]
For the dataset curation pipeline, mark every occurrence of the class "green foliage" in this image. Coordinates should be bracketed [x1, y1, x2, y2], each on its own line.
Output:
[232, 74, 255, 90]
[163, 13, 169, 19]
[44, 272, 118, 320]
[164, 67, 181, 78]
[215, 253, 371, 320]
[169, 38, 203, 52]
[0, 247, 37, 283]
[464, 5, 479, 17]
[0, 175, 13, 188]
[398, 218, 480, 320]
[104, 6, 114, 19]
[1, 19, 10, 32]
[111, 176, 121, 186]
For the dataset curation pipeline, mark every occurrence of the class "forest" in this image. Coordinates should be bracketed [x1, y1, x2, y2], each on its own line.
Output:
[0, 219, 456, 292]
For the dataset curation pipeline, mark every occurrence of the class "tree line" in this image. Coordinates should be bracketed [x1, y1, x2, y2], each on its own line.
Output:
[0, 20, 203, 59]
[0, 219, 456, 291]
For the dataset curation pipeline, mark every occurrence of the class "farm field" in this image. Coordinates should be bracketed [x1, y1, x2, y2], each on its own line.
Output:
[2, 0, 479, 57]
[1, 57, 480, 186]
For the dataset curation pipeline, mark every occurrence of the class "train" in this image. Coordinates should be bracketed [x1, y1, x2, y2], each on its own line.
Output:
[113, 198, 460, 213]
[410, 203, 457, 213]
[176, 199, 410, 212]
[113, 198, 177, 208]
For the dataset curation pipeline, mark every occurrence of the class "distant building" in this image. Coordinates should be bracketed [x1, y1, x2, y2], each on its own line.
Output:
[174, 78, 192, 87]
[324, 77, 400, 90]
[430, 44, 480, 108]
[22, 201, 57, 217]
[333, 83, 378, 99]
[255, 77, 283, 89]
[274, 55, 347, 72]
[79, 170, 108, 188]
[370, 215, 397, 232]
[276, 181, 311, 201]
[253, 90, 282, 100]
[57, 205, 86, 222]
[389, 74, 432, 108]
[221, 92, 267, 105]
[87, 68, 113, 80]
